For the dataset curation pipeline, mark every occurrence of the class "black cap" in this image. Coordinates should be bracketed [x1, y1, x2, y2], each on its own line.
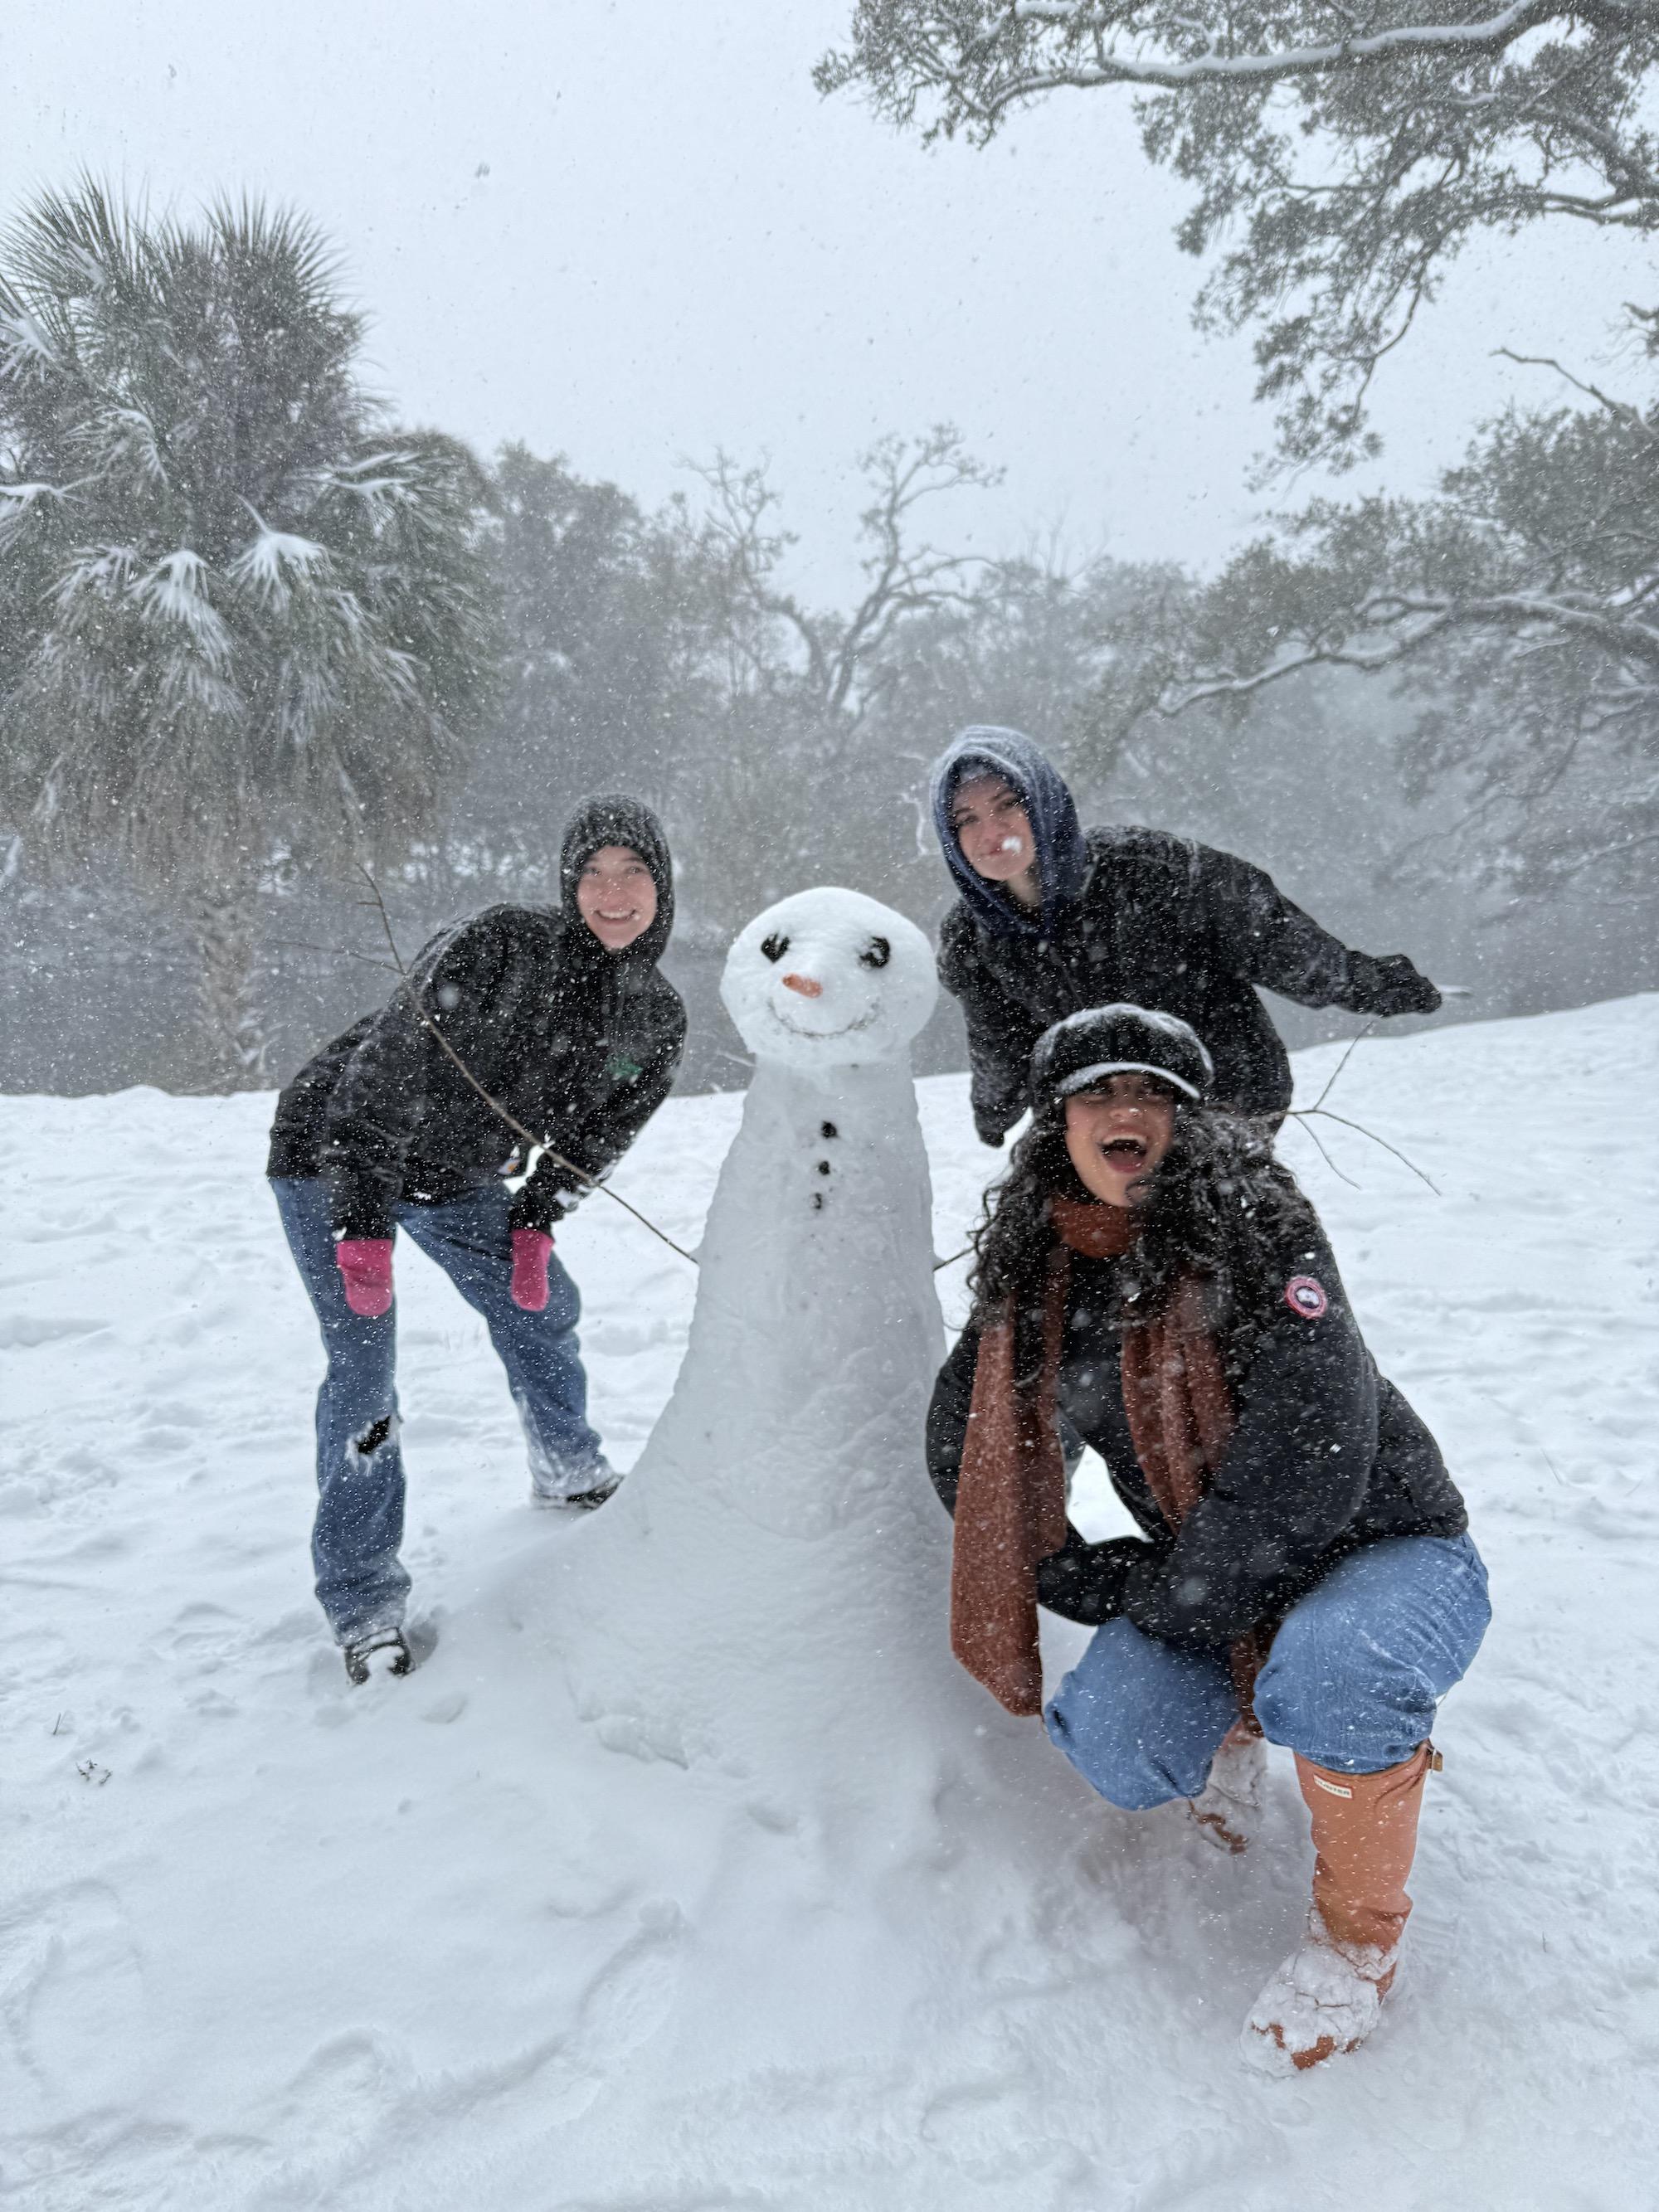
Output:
[1030, 1004, 1214, 1114]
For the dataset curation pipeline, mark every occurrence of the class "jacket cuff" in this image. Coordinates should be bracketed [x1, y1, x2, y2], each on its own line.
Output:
[971, 1091, 1022, 1145]
[508, 1187, 573, 1236]
[1121, 1553, 1238, 1650]
[1036, 1534, 1160, 1626]
[325, 1169, 396, 1242]
[1339, 949, 1384, 1010]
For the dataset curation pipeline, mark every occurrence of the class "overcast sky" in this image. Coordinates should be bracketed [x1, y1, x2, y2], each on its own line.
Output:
[2, 1, 1648, 600]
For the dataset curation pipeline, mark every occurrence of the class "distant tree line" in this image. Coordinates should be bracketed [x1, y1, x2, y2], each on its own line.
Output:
[2, 173, 1652, 1096]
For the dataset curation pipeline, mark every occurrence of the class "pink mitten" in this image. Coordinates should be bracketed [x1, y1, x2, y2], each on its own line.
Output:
[510, 1228, 554, 1312]
[335, 1237, 394, 1318]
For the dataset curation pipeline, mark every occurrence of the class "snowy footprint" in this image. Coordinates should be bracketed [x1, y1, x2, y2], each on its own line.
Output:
[0, 1879, 148, 2122]
[246, 1904, 687, 2210]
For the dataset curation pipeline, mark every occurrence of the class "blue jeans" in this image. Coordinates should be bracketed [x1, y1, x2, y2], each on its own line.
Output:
[1045, 1533, 1491, 1803]
[272, 1175, 606, 1641]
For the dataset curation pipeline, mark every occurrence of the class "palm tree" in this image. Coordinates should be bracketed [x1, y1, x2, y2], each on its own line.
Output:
[0, 181, 498, 1081]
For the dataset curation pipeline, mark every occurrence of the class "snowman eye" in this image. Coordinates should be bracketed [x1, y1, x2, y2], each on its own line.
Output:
[761, 933, 790, 963]
[859, 936, 891, 970]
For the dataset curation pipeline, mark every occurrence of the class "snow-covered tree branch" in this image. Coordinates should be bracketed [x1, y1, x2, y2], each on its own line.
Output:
[818, 0, 1659, 463]
[1080, 371, 1659, 896]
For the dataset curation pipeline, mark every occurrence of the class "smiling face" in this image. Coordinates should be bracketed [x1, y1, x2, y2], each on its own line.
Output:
[575, 844, 659, 952]
[948, 772, 1040, 909]
[1063, 1074, 1178, 1208]
[722, 887, 937, 1069]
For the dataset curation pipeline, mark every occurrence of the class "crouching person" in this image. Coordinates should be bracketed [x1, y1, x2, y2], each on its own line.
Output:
[927, 1004, 1489, 2072]
[267, 796, 685, 1683]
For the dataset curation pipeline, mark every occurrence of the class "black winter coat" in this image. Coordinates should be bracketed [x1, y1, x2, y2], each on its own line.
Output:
[267, 800, 686, 1239]
[926, 1226, 1467, 1648]
[939, 826, 1433, 1136]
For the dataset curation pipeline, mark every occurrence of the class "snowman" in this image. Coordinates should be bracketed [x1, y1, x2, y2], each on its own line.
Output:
[545, 886, 996, 1798]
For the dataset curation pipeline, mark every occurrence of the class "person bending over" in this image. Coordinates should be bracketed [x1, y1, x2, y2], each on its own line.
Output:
[930, 725, 1442, 1140]
[267, 796, 685, 1683]
[927, 1004, 1488, 2072]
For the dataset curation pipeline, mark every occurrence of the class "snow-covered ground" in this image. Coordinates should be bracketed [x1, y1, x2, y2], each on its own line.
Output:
[3, 996, 1657, 2211]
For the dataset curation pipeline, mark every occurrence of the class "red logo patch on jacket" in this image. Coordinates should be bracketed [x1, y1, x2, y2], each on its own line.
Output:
[1285, 1275, 1328, 1320]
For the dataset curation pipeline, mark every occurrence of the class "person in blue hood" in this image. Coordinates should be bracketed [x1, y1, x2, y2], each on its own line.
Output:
[929, 727, 1441, 1143]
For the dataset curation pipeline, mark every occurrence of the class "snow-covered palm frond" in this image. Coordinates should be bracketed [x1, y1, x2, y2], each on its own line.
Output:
[0, 479, 71, 508]
[0, 307, 61, 380]
[324, 450, 420, 486]
[226, 526, 332, 610]
[63, 241, 109, 295]
[153, 650, 244, 722]
[312, 452, 423, 534]
[202, 195, 352, 330]
[79, 405, 168, 488]
[51, 541, 143, 610]
[0, 475, 72, 554]
[133, 549, 233, 668]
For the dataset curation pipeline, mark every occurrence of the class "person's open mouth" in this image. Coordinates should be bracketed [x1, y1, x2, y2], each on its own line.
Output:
[1097, 1134, 1148, 1169]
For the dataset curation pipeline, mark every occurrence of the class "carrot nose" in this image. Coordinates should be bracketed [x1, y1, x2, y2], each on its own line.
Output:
[781, 973, 823, 999]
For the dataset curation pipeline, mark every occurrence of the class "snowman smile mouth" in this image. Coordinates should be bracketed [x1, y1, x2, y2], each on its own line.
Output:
[770, 1000, 878, 1041]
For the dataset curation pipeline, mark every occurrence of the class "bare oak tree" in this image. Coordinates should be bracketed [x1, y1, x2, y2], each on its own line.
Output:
[661, 427, 1004, 925]
[690, 425, 1003, 717]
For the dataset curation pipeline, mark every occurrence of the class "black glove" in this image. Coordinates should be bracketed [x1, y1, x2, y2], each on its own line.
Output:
[1036, 1534, 1162, 1626]
[973, 1115, 1007, 1150]
[1353, 952, 1442, 1018]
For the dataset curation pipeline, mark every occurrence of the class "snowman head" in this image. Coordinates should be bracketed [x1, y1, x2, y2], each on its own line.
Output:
[722, 887, 937, 1069]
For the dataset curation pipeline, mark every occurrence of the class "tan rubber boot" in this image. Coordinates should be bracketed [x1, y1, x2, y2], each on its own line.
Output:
[1241, 1741, 1437, 2075]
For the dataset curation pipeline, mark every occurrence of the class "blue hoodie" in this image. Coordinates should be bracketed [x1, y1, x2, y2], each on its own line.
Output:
[928, 726, 1089, 938]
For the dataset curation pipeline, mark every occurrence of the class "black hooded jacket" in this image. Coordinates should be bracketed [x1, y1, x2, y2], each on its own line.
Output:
[926, 1223, 1468, 1649]
[929, 728, 1440, 1136]
[266, 798, 686, 1239]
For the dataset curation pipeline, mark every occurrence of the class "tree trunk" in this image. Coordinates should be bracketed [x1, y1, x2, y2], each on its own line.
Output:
[189, 884, 269, 1088]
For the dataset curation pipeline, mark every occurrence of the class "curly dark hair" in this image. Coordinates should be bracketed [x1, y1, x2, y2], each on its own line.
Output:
[968, 1093, 1323, 1384]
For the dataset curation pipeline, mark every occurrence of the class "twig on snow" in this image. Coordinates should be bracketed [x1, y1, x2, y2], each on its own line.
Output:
[1285, 1018, 1440, 1191]
[1306, 1019, 1377, 1112]
[1295, 1106, 1440, 1194]
[268, 935, 401, 976]
[1287, 1107, 1362, 1189]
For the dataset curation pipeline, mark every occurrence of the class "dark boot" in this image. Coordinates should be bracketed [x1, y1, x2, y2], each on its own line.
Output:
[343, 1626, 413, 1685]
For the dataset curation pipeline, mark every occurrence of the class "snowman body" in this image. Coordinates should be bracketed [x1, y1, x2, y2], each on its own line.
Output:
[548, 887, 990, 1791]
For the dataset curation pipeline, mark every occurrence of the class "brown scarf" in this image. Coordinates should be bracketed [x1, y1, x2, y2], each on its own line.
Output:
[950, 1195, 1262, 1722]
